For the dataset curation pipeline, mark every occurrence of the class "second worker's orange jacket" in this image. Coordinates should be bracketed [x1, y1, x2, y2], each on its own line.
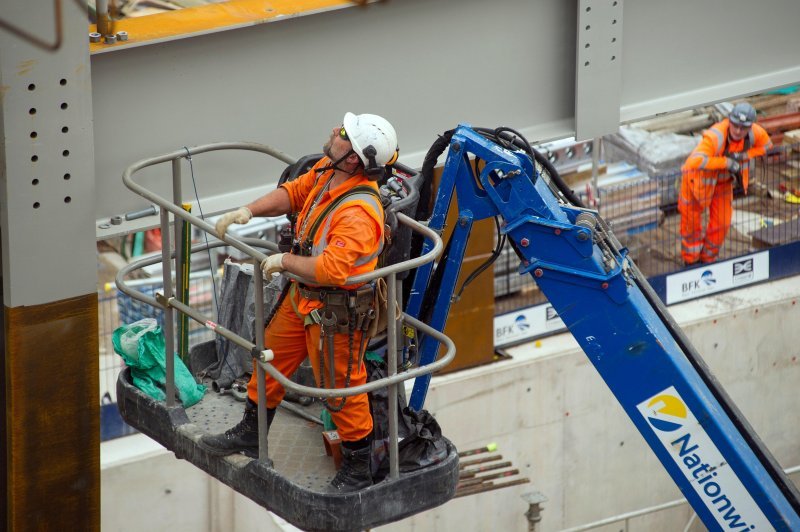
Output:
[681, 118, 772, 206]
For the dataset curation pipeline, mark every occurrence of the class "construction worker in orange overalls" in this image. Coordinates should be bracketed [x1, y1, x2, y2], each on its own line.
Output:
[679, 102, 772, 265]
[200, 113, 399, 492]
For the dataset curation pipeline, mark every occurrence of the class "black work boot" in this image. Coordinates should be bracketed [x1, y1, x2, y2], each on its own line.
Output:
[330, 440, 372, 492]
[199, 399, 275, 459]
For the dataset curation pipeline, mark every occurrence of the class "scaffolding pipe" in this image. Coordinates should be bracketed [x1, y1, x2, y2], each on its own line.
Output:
[159, 207, 176, 407]
[254, 265, 270, 463]
[387, 270, 399, 480]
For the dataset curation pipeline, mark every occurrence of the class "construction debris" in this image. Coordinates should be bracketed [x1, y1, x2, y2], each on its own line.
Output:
[783, 128, 800, 149]
[455, 444, 530, 498]
[603, 126, 699, 177]
[497, 89, 800, 307]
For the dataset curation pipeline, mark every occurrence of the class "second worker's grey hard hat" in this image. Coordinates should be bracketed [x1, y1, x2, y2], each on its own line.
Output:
[729, 102, 756, 127]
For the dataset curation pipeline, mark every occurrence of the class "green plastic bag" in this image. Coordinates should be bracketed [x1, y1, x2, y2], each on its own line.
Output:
[112, 318, 205, 407]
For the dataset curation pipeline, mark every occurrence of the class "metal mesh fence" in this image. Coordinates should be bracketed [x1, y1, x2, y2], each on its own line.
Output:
[98, 148, 800, 436]
[495, 144, 800, 314]
[98, 271, 219, 440]
[98, 218, 288, 440]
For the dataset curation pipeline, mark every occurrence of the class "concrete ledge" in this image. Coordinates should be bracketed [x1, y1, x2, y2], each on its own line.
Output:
[414, 275, 800, 531]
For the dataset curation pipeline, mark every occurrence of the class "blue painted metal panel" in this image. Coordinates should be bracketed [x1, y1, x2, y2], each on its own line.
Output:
[409, 217, 473, 410]
[769, 241, 800, 278]
[410, 125, 800, 530]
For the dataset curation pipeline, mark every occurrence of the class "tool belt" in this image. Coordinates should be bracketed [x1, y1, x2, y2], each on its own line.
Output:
[297, 279, 393, 413]
[299, 283, 376, 334]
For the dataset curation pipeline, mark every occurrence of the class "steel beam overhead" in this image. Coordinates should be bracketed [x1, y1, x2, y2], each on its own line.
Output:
[86, 0, 800, 236]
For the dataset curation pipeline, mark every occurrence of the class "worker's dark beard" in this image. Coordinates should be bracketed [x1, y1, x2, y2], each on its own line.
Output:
[317, 144, 359, 175]
[322, 131, 338, 159]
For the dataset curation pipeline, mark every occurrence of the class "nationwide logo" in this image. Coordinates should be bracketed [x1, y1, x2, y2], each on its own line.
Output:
[637, 387, 769, 530]
[644, 393, 687, 432]
[514, 314, 530, 331]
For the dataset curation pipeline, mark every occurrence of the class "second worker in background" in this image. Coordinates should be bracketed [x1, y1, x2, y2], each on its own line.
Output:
[679, 102, 772, 265]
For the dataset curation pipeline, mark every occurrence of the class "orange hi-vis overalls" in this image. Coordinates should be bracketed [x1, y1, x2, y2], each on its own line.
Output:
[246, 157, 384, 442]
[679, 119, 771, 264]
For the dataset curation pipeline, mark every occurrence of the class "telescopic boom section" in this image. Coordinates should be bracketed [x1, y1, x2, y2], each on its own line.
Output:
[407, 125, 800, 531]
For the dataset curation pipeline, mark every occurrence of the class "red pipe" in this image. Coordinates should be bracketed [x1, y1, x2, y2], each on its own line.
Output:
[757, 112, 800, 134]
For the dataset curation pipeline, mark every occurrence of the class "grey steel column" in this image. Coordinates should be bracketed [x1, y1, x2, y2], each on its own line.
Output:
[575, 0, 623, 140]
[1, 0, 99, 529]
[591, 137, 601, 208]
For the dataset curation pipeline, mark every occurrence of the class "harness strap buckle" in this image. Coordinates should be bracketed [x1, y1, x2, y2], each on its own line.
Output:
[309, 308, 323, 325]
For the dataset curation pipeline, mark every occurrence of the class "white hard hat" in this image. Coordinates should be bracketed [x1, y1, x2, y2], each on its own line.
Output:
[343, 112, 399, 175]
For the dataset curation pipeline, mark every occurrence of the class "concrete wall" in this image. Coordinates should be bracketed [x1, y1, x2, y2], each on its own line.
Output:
[101, 276, 800, 531]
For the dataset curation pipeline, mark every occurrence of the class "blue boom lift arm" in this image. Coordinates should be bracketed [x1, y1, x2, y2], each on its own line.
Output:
[405, 124, 800, 531]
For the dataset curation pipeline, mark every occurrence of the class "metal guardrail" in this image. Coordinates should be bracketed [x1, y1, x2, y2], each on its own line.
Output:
[118, 142, 451, 479]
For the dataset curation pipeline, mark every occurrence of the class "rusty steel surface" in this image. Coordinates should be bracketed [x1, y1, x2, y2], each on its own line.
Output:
[4, 294, 99, 531]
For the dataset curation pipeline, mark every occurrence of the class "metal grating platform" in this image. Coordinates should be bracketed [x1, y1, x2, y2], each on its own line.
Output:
[186, 385, 337, 491]
[117, 368, 460, 531]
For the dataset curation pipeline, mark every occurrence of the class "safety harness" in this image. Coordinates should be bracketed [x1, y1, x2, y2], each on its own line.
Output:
[291, 184, 384, 411]
[294, 185, 383, 258]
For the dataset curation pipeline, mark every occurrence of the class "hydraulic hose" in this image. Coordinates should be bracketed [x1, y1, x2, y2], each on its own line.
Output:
[473, 126, 583, 207]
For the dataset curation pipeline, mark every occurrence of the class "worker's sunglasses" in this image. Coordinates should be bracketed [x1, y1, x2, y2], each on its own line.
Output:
[338, 126, 349, 141]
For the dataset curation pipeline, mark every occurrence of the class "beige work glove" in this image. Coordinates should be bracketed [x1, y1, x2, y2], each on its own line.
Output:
[215, 206, 252, 238]
[261, 253, 286, 277]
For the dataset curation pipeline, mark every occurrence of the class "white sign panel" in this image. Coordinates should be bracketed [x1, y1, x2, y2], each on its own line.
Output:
[494, 304, 566, 347]
[665, 252, 769, 305]
[637, 386, 770, 530]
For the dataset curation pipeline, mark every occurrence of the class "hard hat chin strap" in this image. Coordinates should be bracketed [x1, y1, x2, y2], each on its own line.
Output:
[317, 148, 360, 175]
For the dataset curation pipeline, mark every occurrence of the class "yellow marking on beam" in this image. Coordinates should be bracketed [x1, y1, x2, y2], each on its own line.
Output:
[89, 0, 363, 52]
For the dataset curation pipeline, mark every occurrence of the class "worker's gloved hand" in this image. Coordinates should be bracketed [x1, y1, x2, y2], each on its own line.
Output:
[725, 158, 741, 175]
[730, 151, 748, 162]
[215, 207, 252, 238]
[261, 253, 286, 277]
[726, 158, 744, 188]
